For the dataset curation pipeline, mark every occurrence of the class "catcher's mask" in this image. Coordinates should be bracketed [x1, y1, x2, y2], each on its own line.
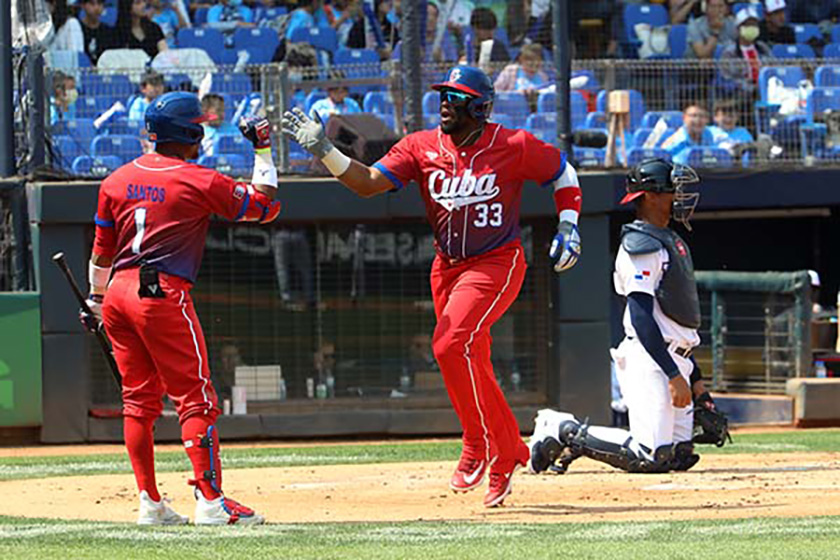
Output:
[623, 158, 701, 230]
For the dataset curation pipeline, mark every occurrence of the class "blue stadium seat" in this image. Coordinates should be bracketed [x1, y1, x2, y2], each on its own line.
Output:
[632, 127, 653, 147]
[198, 154, 247, 176]
[732, 2, 764, 19]
[596, 89, 645, 130]
[80, 74, 135, 101]
[78, 51, 92, 68]
[304, 90, 327, 114]
[492, 114, 516, 129]
[627, 148, 671, 166]
[494, 92, 530, 116]
[623, 4, 668, 43]
[585, 111, 606, 129]
[104, 117, 142, 136]
[669, 24, 687, 58]
[771, 44, 815, 59]
[193, 6, 209, 25]
[807, 87, 840, 122]
[177, 28, 225, 63]
[334, 48, 382, 94]
[216, 134, 255, 158]
[574, 148, 606, 168]
[91, 134, 143, 163]
[233, 27, 280, 64]
[571, 70, 599, 91]
[71, 155, 121, 175]
[825, 43, 840, 59]
[212, 72, 253, 99]
[257, 6, 288, 23]
[423, 91, 440, 115]
[75, 95, 116, 119]
[525, 113, 556, 142]
[99, 7, 117, 26]
[289, 26, 338, 55]
[759, 66, 805, 102]
[793, 23, 821, 44]
[536, 90, 555, 113]
[641, 111, 683, 129]
[52, 118, 97, 143]
[53, 135, 85, 170]
[686, 147, 732, 168]
[363, 91, 394, 115]
[815, 66, 840, 87]
[165, 73, 192, 91]
[424, 114, 440, 129]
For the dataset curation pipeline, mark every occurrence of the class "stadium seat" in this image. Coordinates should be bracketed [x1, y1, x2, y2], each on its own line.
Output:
[585, 111, 606, 129]
[91, 134, 143, 164]
[304, 90, 327, 114]
[494, 92, 530, 116]
[623, 4, 668, 44]
[571, 69, 599, 91]
[75, 95, 117, 119]
[193, 6, 209, 25]
[596, 89, 645, 130]
[104, 117, 142, 136]
[53, 135, 85, 170]
[825, 43, 840, 59]
[363, 91, 394, 115]
[631, 127, 653, 147]
[80, 74, 135, 101]
[198, 153, 247, 176]
[669, 24, 687, 59]
[641, 111, 683, 129]
[771, 44, 815, 59]
[422, 91, 440, 115]
[211, 72, 253, 99]
[257, 6, 288, 23]
[759, 66, 805, 103]
[71, 155, 121, 175]
[165, 72, 192, 91]
[233, 27, 280, 64]
[288, 26, 338, 55]
[216, 134, 255, 158]
[793, 23, 821, 44]
[176, 28, 225, 63]
[574, 147, 606, 168]
[492, 113, 516, 129]
[686, 147, 733, 168]
[78, 51, 92, 68]
[627, 147, 671, 166]
[815, 66, 840, 87]
[52, 118, 97, 144]
[807, 87, 840, 123]
[334, 48, 382, 94]
[525, 112, 557, 142]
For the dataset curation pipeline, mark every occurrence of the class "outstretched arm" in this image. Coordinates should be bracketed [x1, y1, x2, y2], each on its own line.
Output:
[282, 108, 395, 197]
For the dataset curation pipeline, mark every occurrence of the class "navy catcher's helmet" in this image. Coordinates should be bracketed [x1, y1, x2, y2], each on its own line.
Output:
[621, 158, 698, 204]
[145, 91, 212, 145]
[432, 65, 494, 121]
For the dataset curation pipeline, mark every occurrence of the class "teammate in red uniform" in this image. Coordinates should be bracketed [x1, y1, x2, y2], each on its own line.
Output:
[283, 65, 582, 507]
[81, 92, 280, 525]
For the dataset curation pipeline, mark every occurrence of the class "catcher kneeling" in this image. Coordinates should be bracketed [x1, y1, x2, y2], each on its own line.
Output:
[529, 159, 730, 476]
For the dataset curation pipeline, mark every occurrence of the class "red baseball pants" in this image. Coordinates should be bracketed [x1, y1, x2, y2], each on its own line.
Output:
[431, 241, 527, 471]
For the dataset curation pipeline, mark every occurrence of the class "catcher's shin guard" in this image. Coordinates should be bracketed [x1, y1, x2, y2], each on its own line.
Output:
[559, 420, 674, 473]
[671, 441, 700, 471]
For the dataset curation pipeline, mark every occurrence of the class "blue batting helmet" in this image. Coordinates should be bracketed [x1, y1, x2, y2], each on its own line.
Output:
[145, 91, 212, 145]
[432, 65, 494, 121]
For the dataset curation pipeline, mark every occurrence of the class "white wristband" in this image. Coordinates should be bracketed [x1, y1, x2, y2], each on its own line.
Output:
[89, 262, 112, 295]
[559, 209, 579, 225]
[252, 148, 278, 188]
[322, 147, 352, 177]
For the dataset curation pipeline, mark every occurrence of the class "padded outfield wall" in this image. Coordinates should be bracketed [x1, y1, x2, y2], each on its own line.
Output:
[26, 168, 840, 442]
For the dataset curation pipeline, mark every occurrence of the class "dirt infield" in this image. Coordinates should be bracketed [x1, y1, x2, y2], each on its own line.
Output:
[2, 451, 840, 524]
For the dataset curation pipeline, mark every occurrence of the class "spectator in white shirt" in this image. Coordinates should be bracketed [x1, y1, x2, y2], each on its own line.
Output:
[46, 0, 85, 53]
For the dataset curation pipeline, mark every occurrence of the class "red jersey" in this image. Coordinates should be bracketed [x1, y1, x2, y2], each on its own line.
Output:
[93, 153, 250, 282]
[374, 123, 568, 259]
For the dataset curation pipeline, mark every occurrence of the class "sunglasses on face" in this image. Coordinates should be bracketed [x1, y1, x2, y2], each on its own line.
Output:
[440, 89, 473, 106]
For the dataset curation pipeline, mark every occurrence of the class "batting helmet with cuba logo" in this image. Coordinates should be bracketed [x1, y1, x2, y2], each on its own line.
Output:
[432, 65, 495, 121]
[145, 91, 213, 145]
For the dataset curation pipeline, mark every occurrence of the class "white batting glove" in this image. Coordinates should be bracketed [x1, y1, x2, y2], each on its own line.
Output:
[79, 294, 104, 333]
[549, 221, 581, 273]
[280, 107, 335, 159]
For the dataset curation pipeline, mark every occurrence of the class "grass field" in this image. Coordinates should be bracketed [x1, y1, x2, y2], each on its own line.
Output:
[1, 430, 839, 559]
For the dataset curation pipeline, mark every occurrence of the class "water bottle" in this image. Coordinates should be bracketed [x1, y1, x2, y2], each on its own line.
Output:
[815, 360, 827, 378]
[510, 363, 521, 393]
[316, 382, 328, 399]
[400, 366, 411, 391]
[325, 373, 335, 398]
[278, 378, 287, 401]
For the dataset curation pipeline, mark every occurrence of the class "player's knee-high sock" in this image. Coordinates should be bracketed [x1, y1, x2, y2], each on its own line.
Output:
[182, 415, 223, 500]
[124, 416, 160, 502]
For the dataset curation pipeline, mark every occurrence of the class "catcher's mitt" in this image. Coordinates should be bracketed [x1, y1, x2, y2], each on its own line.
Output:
[692, 392, 732, 447]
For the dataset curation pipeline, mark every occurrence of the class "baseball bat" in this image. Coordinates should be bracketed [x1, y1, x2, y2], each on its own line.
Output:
[52, 252, 122, 389]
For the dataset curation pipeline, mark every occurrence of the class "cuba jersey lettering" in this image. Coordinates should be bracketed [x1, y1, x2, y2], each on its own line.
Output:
[93, 153, 251, 282]
[374, 124, 565, 259]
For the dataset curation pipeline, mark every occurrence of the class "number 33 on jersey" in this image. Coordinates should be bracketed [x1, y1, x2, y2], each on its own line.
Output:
[374, 123, 577, 260]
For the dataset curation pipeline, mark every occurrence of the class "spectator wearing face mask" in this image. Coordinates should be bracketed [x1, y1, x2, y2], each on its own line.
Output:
[686, 0, 737, 59]
[661, 103, 715, 165]
[759, 0, 795, 45]
[50, 71, 78, 125]
[718, 8, 772, 98]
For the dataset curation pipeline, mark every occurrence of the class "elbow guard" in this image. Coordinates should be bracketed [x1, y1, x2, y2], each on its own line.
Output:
[237, 184, 281, 224]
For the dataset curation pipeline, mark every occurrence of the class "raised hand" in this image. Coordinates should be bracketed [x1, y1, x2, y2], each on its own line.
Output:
[549, 221, 581, 273]
[280, 108, 335, 159]
[238, 115, 272, 150]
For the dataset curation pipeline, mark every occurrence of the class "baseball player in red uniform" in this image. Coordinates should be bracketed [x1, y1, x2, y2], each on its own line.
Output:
[282, 65, 582, 507]
[81, 92, 280, 525]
